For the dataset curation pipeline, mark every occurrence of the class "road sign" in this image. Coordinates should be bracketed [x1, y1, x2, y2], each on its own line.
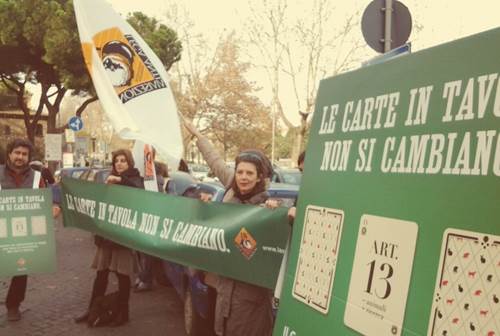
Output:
[362, 42, 411, 67]
[362, 0, 412, 53]
[68, 116, 83, 132]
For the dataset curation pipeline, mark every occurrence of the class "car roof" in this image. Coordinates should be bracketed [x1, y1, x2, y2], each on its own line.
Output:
[274, 167, 300, 172]
[60, 167, 89, 173]
[167, 171, 198, 195]
[269, 182, 299, 191]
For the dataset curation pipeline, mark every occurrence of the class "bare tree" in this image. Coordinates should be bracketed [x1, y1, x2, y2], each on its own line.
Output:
[162, 1, 220, 149]
[245, 0, 365, 159]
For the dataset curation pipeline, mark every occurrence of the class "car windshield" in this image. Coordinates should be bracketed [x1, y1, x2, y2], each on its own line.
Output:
[71, 170, 86, 179]
[191, 164, 209, 172]
[280, 170, 302, 185]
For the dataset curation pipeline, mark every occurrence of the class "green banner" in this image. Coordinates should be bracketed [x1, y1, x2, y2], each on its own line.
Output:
[0, 189, 56, 277]
[275, 29, 500, 335]
[61, 177, 290, 289]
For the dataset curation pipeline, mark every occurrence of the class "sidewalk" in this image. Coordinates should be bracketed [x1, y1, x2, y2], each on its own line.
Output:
[0, 217, 187, 336]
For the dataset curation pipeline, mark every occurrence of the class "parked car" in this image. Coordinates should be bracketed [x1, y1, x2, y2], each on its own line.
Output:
[272, 167, 302, 186]
[54, 167, 89, 183]
[162, 180, 299, 336]
[166, 171, 198, 195]
[79, 167, 111, 184]
[190, 163, 210, 181]
[52, 167, 91, 204]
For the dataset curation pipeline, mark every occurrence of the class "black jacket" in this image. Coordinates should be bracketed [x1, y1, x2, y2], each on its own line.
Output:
[94, 167, 144, 249]
[115, 168, 144, 189]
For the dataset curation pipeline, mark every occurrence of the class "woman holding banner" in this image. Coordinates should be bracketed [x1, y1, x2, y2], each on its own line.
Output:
[184, 120, 275, 336]
[75, 149, 144, 327]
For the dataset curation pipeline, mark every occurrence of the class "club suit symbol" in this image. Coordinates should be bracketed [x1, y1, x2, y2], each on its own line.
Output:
[481, 236, 491, 249]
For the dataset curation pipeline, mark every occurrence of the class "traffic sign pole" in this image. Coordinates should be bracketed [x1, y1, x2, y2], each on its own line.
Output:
[384, 0, 393, 52]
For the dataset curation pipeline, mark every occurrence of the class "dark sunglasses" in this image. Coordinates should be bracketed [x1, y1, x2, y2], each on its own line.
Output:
[237, 152, 263, 163]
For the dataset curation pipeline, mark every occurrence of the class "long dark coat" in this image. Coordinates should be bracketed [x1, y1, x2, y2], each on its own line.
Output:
[91, 168, 144, 276]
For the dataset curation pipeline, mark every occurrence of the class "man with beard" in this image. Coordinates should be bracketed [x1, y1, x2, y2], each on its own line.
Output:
[0, 139, 59, 321]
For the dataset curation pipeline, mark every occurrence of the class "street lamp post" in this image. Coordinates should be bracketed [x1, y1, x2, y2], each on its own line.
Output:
[101, 124, 113, 164]
[271, 107, 276, 164]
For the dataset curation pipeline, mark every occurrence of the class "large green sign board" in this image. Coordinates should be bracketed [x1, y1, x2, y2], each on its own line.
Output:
[274, 28, 499, 336]
[0, 189, 56, 277]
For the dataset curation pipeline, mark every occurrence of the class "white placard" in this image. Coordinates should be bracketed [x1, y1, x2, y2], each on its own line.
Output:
[292, 205, 344, 314]
[65, 129, 75, 143]
[62, 153, 74, 168]
[45, 133, 62, 161]
[344, 214, 418, 336]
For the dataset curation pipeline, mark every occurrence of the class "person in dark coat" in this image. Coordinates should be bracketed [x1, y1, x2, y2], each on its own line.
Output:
[0, 139, 56, 322]
[183, 120, 276, 336]
[75, 149, 144, 327]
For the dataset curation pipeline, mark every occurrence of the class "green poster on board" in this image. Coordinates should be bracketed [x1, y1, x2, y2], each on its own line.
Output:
[0, 188, 56, 277]
[274, 28, 499, 336]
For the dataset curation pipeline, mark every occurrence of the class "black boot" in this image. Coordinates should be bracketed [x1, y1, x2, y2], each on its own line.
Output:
[75, 269, 109, 324]
[108, 303, 129, 327]
[108, 272, 130, 327]
[74, 311, 89, 323]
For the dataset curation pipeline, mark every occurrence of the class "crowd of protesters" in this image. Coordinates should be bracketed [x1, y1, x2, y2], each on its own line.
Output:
[1, 133, 305, 335]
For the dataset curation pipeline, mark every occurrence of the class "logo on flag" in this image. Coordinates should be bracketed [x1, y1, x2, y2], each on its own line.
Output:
[74, 0, 184, 166]
[82, 27, 167, 104]
[234, 228, 257, 260]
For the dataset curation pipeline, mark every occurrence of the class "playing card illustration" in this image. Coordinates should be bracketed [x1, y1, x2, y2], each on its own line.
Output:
[11, 217, 28, 237]
[344, 214, 418, 336]
[292, 205, 344, 314]
[0, 218, 6, 238]
[427, 229, 499, 336]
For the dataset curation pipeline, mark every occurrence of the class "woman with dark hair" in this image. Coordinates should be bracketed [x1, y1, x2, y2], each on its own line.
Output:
[75, 149, 143, 327]
[183, 120, 275, 336]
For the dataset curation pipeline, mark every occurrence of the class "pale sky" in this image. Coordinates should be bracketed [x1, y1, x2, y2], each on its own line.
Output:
[106, 0, 500, 125]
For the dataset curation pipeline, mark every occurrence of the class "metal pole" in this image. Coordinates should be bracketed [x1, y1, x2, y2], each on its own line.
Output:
[271, 106, 276, 164]
[384, 0, 393, 52]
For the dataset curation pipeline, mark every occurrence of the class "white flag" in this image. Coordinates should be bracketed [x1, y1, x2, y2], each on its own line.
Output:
[73, 0, 183, 164]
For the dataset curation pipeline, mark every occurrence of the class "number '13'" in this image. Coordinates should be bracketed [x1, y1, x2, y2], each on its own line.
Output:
[365, 260, 393, 299]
